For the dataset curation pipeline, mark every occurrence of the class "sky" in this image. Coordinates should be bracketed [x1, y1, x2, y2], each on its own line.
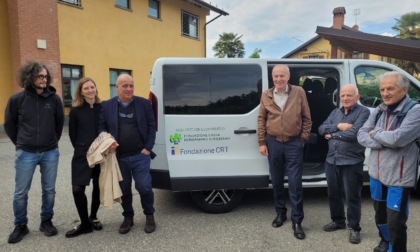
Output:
[204, 0, 416, 58]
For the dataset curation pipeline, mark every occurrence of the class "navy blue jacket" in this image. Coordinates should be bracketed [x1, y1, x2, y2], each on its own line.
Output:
[99, 96, 156, 152]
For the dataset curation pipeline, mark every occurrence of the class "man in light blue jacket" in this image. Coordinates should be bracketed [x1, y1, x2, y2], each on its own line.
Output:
[358, 72, 420, 252]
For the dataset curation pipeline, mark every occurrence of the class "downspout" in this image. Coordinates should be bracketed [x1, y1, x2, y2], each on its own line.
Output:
[204, 14, 222, 57]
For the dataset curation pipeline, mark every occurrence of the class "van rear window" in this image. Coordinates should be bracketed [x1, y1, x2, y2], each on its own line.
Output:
[163, 64, 262, 115]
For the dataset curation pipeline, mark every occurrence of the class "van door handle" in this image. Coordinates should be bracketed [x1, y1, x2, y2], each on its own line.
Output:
[234, 129, 257, 134]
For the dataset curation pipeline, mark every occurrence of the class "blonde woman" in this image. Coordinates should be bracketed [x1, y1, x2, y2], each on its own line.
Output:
[66, 77, 102, 238]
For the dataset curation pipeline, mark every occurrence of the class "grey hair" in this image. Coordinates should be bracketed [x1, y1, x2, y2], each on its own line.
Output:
[379, 72, 409, 90]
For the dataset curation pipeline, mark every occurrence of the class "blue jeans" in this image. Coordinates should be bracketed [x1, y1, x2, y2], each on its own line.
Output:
[266, 137, 304, 224]
[118, 153, 155, 218]
[325, 162, 363, 230]
[13, 148, 59, 225]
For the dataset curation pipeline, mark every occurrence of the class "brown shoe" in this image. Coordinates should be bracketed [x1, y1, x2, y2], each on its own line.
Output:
[144, 215, 156, 233]
[119, 217, 133, 234]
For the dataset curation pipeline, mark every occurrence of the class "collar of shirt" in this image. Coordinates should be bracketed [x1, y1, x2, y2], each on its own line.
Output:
[118, 98, 133, 108]
[340, 103, 358, 114]
[274, 85, 289, 95]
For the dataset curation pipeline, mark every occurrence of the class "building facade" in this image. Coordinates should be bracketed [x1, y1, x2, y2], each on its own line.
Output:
[283, 7, 386, 61]
[0, 0, 227, 122]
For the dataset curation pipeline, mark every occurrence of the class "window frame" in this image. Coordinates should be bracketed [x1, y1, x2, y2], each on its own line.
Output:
[115, 0, 130, 10]
[148, 0, 160, 19]
[61, 64, 83, 108]
[109, 68, 132, 98]
[181, 11, 199, 39]
[58, 0, 82, 7]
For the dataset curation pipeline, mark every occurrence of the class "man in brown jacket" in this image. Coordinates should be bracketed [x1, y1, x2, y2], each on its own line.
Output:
[258, 64, 311, 240]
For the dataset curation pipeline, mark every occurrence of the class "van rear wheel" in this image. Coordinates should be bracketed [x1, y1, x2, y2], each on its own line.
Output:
[190, 189, 244, 214]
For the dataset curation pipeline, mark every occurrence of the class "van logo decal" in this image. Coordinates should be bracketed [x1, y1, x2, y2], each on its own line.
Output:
[169, 133, 182, 145]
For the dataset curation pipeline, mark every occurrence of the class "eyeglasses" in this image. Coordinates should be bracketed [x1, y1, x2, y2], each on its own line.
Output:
[37, 74, 48, 80]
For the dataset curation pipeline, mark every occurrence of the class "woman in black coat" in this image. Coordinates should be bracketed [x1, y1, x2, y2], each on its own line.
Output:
[65, 77, 102, 238]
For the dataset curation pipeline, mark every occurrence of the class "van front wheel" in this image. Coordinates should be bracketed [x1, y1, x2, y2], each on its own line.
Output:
[190, 189, 244, 214]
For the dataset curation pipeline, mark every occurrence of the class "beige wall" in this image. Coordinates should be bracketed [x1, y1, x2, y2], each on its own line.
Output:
[57, 0, 208, 100]
[0, 0, 210, 124]
[0, 0, 13, 123]
[287, 38, 331, 59]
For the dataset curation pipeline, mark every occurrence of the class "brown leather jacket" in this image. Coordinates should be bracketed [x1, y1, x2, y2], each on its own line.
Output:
[258, 84, 312, 145]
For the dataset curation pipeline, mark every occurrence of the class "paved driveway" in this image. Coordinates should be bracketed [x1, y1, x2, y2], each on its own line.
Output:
[1, 129, 419, 252]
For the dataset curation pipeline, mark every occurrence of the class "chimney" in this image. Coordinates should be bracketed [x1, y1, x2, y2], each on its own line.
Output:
[333, 7, 346, 29]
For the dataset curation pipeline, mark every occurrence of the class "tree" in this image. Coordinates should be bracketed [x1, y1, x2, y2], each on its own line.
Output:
[249, 48, 262, 58]
[392, 12, 420, 40]
[391, 12, 420, 75]
[213, 32, 245, 58]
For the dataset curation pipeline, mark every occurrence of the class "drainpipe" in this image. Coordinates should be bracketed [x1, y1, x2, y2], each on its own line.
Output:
[204, 14, 223, 57]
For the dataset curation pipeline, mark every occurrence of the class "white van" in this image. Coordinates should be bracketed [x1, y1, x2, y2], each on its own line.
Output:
[148, 58, 420, 213]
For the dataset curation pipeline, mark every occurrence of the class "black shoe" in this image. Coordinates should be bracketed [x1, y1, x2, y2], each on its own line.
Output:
[373, 239, 389, 252]
[65, 224, 93, 238]
[89, 217, 103, 231]
[39, 219, 58, 236]
[292, 223, 306, 240]
[8, 225, 29, 244]
[349, 228, 361, 244]
[323, 221, 346, 232]
[144, 215, 156, 233]
[272, 214, 287, 228]
[119, 217, 133, 234]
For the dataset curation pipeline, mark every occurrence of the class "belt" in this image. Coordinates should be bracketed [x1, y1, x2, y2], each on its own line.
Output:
[267, 135, 299, 142]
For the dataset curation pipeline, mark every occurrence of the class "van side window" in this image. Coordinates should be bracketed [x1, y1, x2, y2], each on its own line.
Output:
[163, 64, 262, 114]
[355, 66, 420, 107]
[355, 66, 389, 107]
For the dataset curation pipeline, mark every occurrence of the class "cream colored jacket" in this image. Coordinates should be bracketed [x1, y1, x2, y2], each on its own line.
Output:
[87, 132, 123, 208]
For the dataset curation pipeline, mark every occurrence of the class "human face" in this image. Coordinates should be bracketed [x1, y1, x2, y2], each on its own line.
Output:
[116, 74, 134, 103]
[339, 84, 359, 112]
[272, 65, 289, 92]
[33, 68, 48, 90]
[379, 75, 407, 106]
[81, 81, 97, 101]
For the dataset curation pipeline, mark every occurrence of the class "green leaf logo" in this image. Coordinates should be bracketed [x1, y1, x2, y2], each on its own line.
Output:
[169, 133, 182, 145]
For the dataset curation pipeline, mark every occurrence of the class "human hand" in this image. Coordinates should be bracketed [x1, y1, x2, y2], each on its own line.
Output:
[108, 142, 119, 153]
[141, 148, 150, 155]
[337, 123, 352, 131]
[325, 134, 332, 140]
[259, 145, 268, 156]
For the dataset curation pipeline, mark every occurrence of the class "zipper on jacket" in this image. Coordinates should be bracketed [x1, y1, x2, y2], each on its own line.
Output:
[399, 156, 404, 182]
[37, 95, 40, 151]
[377, 151, 380, 179]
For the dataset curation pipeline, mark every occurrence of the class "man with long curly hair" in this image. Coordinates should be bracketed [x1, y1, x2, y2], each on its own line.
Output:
[4, 61, 64, 243]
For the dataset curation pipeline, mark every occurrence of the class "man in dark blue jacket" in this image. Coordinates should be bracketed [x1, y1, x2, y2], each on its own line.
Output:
[4, 61, 64, 244]
[99, 74, 156, 235]
[319, 84, 370, 245]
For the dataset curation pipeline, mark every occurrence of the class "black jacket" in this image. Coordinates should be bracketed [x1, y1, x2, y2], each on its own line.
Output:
[4, 85, 64, 152]
[69, 101, 101, 185]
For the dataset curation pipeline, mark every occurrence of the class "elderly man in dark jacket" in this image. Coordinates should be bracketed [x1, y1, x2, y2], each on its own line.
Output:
[319, 84, 370, 245]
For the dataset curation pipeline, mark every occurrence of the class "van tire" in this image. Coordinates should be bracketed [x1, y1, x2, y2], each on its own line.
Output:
[190, 189, 245, 214]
